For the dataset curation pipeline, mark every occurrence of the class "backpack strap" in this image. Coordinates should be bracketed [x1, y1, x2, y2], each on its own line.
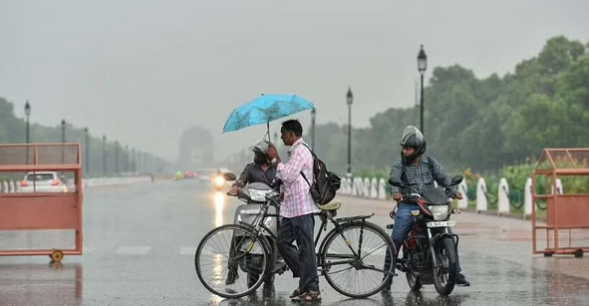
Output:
[301, 143, 317, 158]
[300, 143, 315, 187]
[301, 171, 312, 188]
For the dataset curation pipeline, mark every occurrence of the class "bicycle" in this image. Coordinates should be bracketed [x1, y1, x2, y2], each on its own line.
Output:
[195, 188, 396, 299]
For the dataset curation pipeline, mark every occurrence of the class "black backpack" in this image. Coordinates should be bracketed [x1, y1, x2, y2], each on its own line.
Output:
[300, 144, 341, 205]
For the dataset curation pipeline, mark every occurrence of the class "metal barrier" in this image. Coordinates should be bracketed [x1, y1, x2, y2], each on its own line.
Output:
[0, 143, 83, 261]
[532, 148, 589, 257]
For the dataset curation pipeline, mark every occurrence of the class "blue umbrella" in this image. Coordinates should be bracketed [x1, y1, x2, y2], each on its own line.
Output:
[223, 94, 315, 134]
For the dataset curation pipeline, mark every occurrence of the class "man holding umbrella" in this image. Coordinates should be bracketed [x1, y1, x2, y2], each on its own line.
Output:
[267, 119, 322, 302]
[223, 94, 320, 301]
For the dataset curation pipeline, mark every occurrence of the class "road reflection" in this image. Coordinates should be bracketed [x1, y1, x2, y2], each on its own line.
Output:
[0, 263, 83, 305]
[214, 192, 225, 227]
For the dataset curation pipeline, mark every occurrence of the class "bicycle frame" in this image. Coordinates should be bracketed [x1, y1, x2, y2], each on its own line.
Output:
[235, 196, 394, 276]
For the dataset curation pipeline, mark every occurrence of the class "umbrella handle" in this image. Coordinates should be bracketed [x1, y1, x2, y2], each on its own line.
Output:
[267, 121, 271, 143]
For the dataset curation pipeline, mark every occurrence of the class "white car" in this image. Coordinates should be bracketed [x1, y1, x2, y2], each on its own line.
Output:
[20, 171, 68, 193]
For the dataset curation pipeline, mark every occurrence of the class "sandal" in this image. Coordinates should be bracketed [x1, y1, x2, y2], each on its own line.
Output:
[292, 290, 321, 302]
[289, 288, 301, 298]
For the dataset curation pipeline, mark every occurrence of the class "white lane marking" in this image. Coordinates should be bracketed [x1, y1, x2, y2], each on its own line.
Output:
[115, 246, 151, 255]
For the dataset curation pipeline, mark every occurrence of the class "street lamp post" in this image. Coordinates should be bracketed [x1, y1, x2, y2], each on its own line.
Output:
[61, 119, 66, 143]
[25, 101, 31, 144]
[311, 107, 316, 150]
[417, 45, 427, 134]
[84, 128, 89, 176]
[346, 87, 353, 176]
[24, 101, 31, 164]
[61, 119, 66, 163]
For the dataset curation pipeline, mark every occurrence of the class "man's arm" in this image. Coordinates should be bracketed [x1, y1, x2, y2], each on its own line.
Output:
[430, 157, 458, 197]
[232, 164, 252, 187]
[389, 161, 403, 194]
[276, 148, 307, 184]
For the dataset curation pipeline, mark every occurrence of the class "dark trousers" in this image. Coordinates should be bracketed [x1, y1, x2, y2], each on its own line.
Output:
[276, 214, 319, 292]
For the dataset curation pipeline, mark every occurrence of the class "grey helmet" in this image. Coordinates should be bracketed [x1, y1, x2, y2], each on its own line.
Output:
[252, 140, 273, 165]
[400, 125, 426, 163]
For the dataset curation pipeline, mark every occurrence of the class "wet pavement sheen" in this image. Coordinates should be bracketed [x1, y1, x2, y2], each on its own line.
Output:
[0, 180, 588, 306]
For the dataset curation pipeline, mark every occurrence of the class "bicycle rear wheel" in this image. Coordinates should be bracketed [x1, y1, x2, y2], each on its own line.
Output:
[195, 224, 270, 299]
[322, 221, 395, 298]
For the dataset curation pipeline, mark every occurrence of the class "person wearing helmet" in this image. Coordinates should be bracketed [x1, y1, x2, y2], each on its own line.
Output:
[382, 126, 470, 291]
[227, 140, 277, 196]
[225, 140, 279, 287]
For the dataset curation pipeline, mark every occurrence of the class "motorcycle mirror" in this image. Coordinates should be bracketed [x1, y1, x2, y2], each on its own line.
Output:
[223, 173, 237, 181]
[389, 177, 405, 188]
[451, 175, 464, 186]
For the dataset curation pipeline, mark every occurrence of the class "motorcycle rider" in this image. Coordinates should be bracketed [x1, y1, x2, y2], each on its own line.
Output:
[383, 125, 470, 291]
[228, 140, 277, 196]
[225, 140, 278, 286]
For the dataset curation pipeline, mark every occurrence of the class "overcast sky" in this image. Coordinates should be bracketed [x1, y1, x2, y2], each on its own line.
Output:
[1, 0, 588, 161]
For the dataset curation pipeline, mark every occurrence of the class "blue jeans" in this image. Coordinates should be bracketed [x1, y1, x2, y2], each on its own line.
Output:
[384, 203, 463, 273]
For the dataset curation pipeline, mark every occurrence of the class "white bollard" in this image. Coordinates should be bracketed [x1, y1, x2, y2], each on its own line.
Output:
[378, 178, 387, 200]
[556, 178, 563, 194]
[344, 177, 352, 195]
[339, 177, 347, 195]
[498, 178, 510, 216]
[1, 181, 7, 193]
[457, 179, 469, 209]
[476, 178, 488, 213]
[353, 177, 362, 196]
[524, 178, 533, 217]
[370, 178, 378, 199]
[9, 181, 16, 193]
[363, 178, 370, 197]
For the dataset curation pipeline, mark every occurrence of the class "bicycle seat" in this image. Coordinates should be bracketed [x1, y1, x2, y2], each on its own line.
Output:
[316, 201, 341, 211]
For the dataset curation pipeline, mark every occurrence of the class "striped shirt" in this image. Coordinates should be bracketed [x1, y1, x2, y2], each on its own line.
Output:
[276, 138, 319, 218]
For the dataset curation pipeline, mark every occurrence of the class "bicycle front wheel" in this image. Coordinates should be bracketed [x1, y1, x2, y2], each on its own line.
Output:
[322, 221, 395, 298]
[195, 224, 270, 299]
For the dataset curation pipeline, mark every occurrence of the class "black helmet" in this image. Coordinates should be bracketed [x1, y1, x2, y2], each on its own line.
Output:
[400, 125, 426, 163]
[252, 140, 273, 165]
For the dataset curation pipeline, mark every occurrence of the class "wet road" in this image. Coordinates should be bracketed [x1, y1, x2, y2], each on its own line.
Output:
[1, 180, 588, 306]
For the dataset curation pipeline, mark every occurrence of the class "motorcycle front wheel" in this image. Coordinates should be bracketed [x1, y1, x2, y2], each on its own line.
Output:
[433, 237, 457, 296]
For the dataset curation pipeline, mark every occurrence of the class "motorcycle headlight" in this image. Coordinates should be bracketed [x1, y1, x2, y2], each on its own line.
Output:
[428, 205, 450, 221]
[248, 188, 269, 202]
[214, 176, 224, 187]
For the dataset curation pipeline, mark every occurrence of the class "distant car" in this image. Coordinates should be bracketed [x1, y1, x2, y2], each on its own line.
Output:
[20, 171, 68, 193]
[212, 172, 227, 191]
[173, 171, 184, 181]
[212, 168, 233, 191]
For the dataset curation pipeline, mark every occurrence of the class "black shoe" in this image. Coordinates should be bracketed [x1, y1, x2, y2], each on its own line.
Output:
[381, 276, 392, 293]
[395, 261, 408, 273]
[455, 273, 470, 287]
[225, 269, 239, 285]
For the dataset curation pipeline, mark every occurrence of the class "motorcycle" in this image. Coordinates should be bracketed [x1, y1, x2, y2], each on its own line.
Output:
[223, 173, 285, 288]
[388, 175, 463, 296]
